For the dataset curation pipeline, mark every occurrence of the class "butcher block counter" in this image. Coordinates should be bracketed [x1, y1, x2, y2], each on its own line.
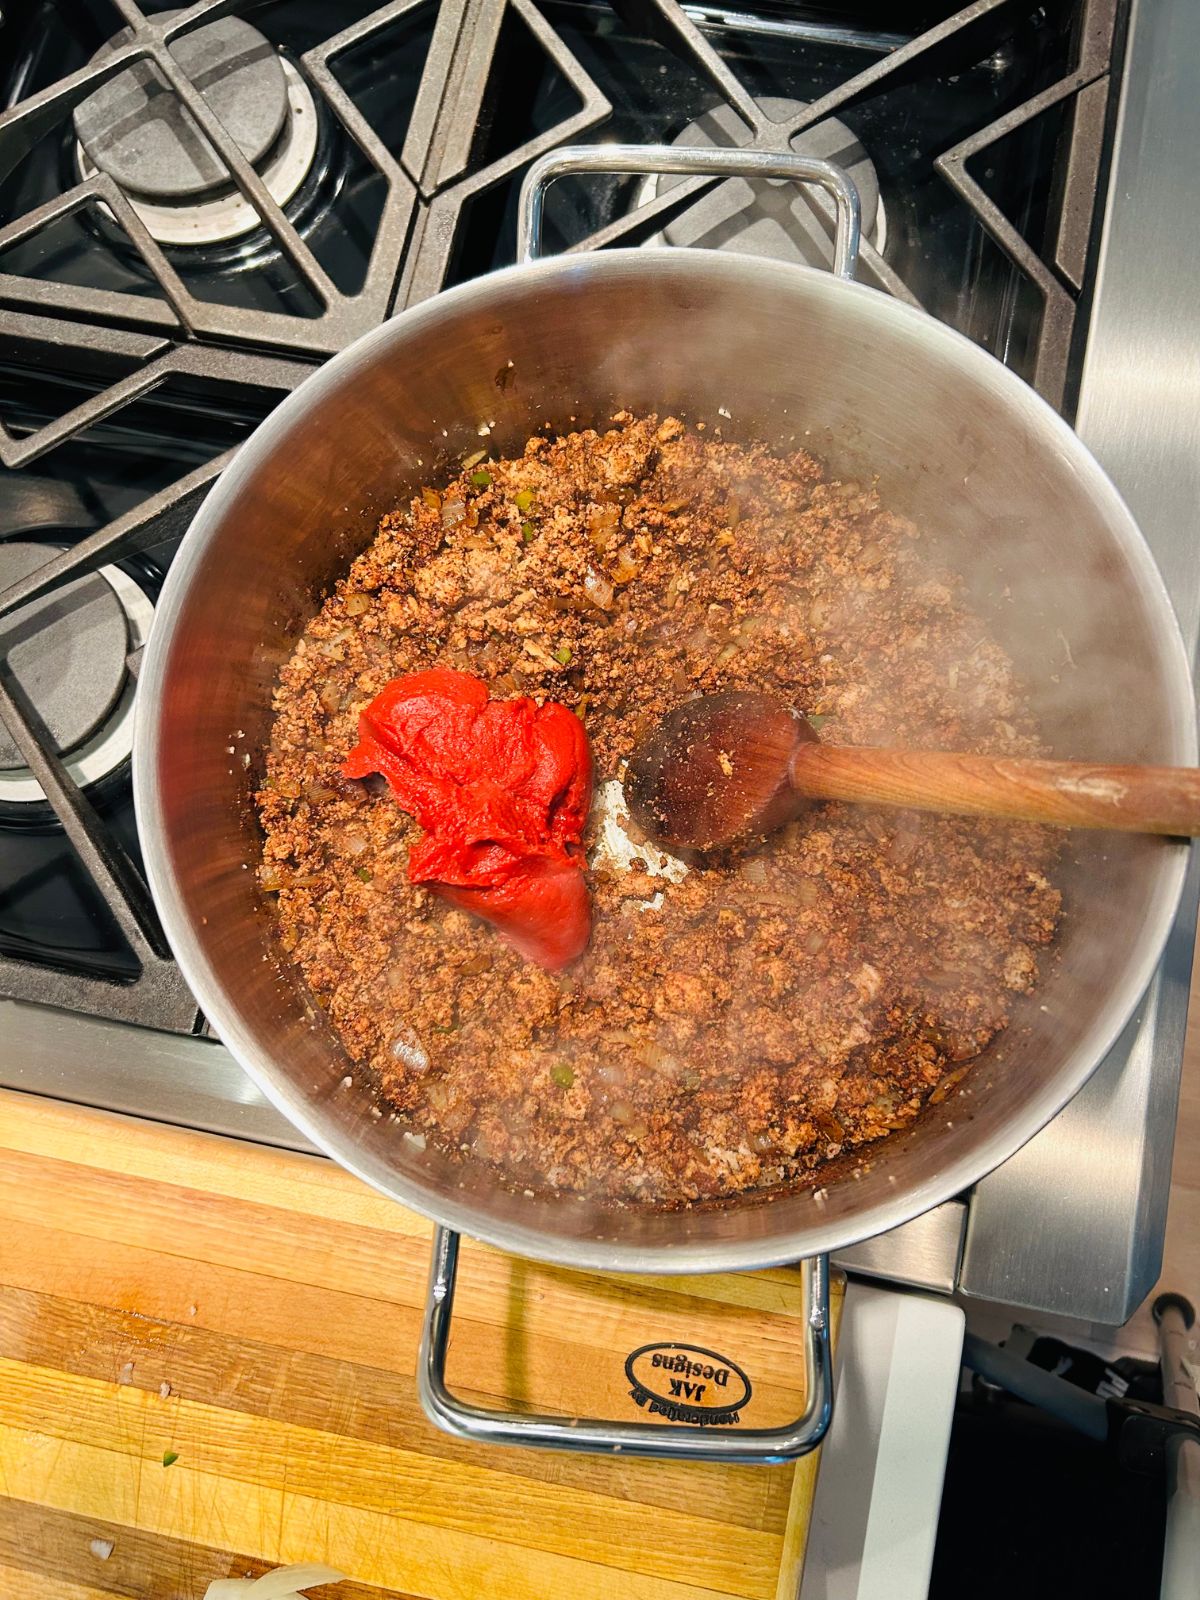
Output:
[0, 1090, 844, 1600]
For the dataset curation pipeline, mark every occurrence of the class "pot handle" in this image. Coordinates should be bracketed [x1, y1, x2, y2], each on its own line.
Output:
[417, 1224, 834, 1463]
[517, 144, 861, 280]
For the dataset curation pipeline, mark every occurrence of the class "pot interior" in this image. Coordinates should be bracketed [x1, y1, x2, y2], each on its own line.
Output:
[136, 252, 1193, 1271]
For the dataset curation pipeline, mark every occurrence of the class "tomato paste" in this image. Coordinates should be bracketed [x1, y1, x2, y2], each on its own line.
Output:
[342, 669, 592, 969]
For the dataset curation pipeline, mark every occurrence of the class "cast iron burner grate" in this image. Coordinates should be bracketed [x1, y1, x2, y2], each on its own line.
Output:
[0, 0, 1123, 1032]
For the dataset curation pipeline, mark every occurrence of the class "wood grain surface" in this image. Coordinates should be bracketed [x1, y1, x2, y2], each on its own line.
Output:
[791, 744, 1200, 835]
[0, 1092, 841, 1600]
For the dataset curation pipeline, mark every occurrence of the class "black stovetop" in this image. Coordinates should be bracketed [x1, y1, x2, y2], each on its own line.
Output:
[0, 0, 1125, 1032]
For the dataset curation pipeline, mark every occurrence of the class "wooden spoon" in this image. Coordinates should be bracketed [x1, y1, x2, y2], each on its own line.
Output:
[624, 689, 1200, 854]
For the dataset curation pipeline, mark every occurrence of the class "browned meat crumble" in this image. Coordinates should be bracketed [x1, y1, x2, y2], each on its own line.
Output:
[257, 413, 1061, 1207]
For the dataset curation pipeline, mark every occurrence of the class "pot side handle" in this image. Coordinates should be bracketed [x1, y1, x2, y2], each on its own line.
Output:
[417, 1225, 834, 1463]
[516, 144, 862, 281]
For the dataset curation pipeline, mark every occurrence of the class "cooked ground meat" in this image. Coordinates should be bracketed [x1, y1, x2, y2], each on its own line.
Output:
[258, 413, 1061, 1207]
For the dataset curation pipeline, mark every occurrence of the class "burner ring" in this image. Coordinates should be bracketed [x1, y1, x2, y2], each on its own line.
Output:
[0, 564, 154, 807]
[0, 544, 128, 770]
[73, 13, 290, 203]
[76, 55, 319, 249]
[634, 98, 886, 269]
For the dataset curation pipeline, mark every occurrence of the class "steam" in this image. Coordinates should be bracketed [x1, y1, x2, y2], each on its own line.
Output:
[275, 383, 1166, 1217]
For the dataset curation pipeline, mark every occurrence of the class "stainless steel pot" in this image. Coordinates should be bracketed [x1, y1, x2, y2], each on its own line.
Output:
[135, 148, 1196, 1462]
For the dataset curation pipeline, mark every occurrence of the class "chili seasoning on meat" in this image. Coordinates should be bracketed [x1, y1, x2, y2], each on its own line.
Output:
[261, 413, 1063, 1208]
[342, 668, 593, 969]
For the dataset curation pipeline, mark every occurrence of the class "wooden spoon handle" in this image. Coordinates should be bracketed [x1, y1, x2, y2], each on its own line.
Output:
[789, 744, 1200, 835]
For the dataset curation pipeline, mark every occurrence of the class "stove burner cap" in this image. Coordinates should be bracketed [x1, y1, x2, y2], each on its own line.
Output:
[0, 542, 129, 772]
[73, 12, 289, 203]
[644, 98, 884, 267]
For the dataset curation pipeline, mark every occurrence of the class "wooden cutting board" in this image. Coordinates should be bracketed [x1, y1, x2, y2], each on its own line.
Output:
[0, 1091, 841, 1600]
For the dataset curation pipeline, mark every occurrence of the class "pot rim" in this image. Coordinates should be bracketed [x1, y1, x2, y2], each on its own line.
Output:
[134, 248, 1197, 1273]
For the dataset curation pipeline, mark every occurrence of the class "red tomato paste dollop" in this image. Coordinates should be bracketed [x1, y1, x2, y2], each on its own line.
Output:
[342, 669, 592, 969]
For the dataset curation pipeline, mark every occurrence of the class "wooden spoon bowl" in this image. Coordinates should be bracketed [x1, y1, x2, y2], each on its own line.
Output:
[625, 690, 1200, 855]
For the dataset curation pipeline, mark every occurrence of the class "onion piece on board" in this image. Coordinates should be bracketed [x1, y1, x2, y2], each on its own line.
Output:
[204, 1565, 346, 1600]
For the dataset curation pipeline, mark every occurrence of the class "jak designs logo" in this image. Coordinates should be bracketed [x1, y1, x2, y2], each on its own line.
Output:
[624, 1341, 752, 1426]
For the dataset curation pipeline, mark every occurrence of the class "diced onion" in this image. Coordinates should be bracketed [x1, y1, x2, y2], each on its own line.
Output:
[609, 549, 640, 585]
[390, 1025, 429, 1073]
[583, 567, 614, 610]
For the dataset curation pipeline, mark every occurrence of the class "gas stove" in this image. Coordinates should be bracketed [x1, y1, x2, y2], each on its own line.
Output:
[1, 0, 1196, 1324]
